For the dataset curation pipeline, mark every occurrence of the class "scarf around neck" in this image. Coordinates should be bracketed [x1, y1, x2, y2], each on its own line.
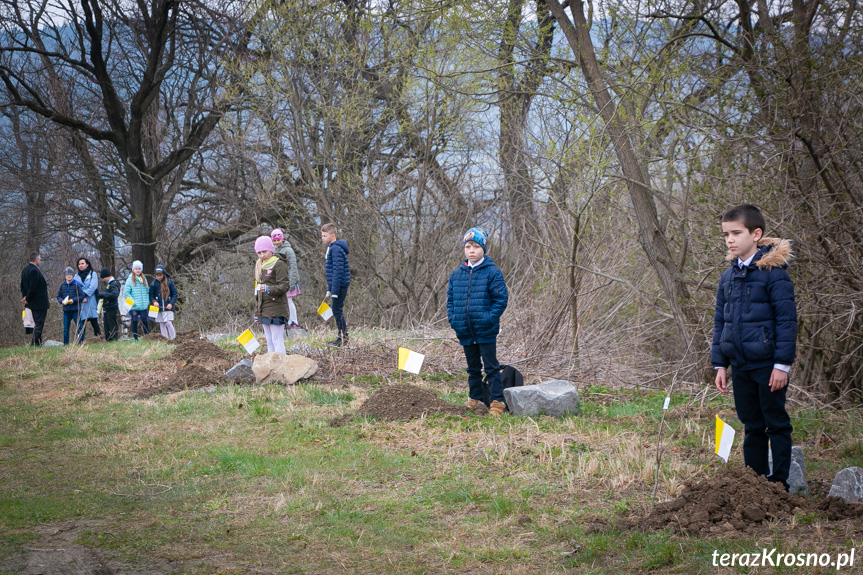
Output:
[261, 256, 280, 270]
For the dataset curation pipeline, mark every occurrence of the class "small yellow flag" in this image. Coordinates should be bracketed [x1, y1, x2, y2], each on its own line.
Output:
[715, 415, 736, 462]
[237, 329, 260, 354]
[398, 347, 425, 374]
[22, 309, 26, 319]
[125, 296, 134, 307]
[318, 301, 333, 321]
[148, 305, 159, 318]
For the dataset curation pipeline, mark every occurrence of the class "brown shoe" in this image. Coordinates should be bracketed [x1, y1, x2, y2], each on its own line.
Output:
[467, 399, 482, 409]
[489, 401, 506, 417]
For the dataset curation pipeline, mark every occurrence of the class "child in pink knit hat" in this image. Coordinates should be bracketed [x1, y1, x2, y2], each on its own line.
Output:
[254, 235, 290, 354]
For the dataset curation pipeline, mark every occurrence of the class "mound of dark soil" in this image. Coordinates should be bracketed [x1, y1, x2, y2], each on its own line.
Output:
[623, 466, 863, 535]
[137, 364, 225, 397]
[170, 339, 231, 364]
[141, 332, 165, 342]
[332, 384, 469, 426]
[173, 331, 205, 345]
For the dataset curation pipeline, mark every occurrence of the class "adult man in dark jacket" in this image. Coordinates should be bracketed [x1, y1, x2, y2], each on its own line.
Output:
[96, 268, 121, 341]
[20, 251, 50, 346]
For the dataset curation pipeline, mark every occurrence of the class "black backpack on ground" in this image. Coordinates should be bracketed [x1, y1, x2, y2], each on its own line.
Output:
[482, 364, 524, 408]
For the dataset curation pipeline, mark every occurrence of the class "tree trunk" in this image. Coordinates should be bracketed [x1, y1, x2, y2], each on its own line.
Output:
[547, 0, 698, 347]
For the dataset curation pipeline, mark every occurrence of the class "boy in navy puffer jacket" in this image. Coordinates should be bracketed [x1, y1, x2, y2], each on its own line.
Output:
[57, 267, 86, 345]
[447, 227, 509, 416]
[712, 204, 797, 490]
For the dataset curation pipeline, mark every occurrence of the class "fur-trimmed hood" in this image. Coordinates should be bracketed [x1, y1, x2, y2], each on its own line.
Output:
[726, 237, 793, 269]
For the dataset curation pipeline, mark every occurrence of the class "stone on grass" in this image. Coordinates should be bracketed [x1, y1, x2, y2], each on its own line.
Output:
[252, 353, 318, 385]
[43, 340, 63, 347]
[828, 467, 863, 502]
[224, 359, 255, 383]
[504, 379, 580, 417]
[284, 328, 308, 340]
[205, 333, 231, 342]
[788, 461, 808, 496]
[289, 342, 312, 355]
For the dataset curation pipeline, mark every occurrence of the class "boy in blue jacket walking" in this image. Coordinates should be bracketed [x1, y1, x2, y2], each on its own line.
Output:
[712, 204, 797, 490]
[447, 227, 509, 416]
[322, 223, 350, 347]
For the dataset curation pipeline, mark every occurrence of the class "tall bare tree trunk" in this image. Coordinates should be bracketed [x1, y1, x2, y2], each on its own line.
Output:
[547, 0, 698, 347]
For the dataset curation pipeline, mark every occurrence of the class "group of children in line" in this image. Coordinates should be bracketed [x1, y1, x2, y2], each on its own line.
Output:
[253, 223, 350, 353]
[44, 206, 802, 492]
[56, 260, 178, 344]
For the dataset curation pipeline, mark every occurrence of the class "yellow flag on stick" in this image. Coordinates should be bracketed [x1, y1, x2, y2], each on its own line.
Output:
[318, 301, 333, 321]
[715, 415, 736, 462]
[398, 347, 425, 375]
[237, 329, 260, 354]
[148, 305, 159, 319]
[124, 296, 134, 307]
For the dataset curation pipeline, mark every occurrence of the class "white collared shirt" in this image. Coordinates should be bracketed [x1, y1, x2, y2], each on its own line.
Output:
[467, 256, 485, 268]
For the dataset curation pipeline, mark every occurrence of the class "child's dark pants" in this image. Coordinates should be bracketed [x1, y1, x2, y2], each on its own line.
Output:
[332, 285, 349, 340]
[732, 366, 793, 489]
[103, 308, 119, 341]
[463, 342, 503, 404]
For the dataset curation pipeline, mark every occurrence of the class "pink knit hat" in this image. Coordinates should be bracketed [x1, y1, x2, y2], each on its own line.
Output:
[254, 235, 275, 253]
[270, 228, 284, 240]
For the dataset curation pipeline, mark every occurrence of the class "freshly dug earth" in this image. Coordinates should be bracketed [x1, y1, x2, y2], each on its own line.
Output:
[137, 364, 225, 397]
[332, 383, 468, 425]
[623, 466, 863, 535]
[170, 339, 231, 364]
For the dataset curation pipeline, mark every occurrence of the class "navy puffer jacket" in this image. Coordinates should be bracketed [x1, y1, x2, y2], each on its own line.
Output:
[325, 240, 350, 294]
[447, 256, 508, 345]
[711, 238, 797, 370]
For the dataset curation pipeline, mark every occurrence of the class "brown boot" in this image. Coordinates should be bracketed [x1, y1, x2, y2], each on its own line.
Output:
[489, 400, 506, 417]
[467, 399, 482, 409]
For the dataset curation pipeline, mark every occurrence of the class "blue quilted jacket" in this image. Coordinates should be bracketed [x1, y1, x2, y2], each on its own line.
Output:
[711, 238, 797, 370]
[325, 240, 350, 294]
[446, 256, 508, 345]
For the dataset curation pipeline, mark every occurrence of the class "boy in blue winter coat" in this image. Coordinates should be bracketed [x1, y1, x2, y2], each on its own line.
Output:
[57, 267, 86, 345]
[712, 204, 797, 490]
[322, 223, 350, 347]
[447, 227, 509, 416]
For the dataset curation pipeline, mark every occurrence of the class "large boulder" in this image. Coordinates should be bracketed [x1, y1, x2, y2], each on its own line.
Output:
[503, 380, 580, 417]
[828, 467, 863, 502]
[224, 359, 256, 383]
[252, 353, 318, 385]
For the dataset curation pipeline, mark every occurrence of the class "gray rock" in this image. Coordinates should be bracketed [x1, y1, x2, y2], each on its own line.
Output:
[284, 328, 308, 340]
[792, 446, 805, 476]
[289, 342, 312, 355]
[788, 461, 808, 496]
[225, 359, 255, 382]
[205, 333, 230, 342]
[828, 467, 863, 502]
[202, 385, 218, 393]
[252, 353, 318, 385]
[768, 445, 805, 476]
[42, 340, 63, 347]
[504, 380, 580, 417]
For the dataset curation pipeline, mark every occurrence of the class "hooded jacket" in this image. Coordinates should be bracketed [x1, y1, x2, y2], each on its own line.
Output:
[711, 238, 797, 370]
[255, 258, 291, 318]
[325, 239, 350, 294]
[274, 241, 300, 287]
[149, 267, 178, 311]
[446, 256, 508, 345]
